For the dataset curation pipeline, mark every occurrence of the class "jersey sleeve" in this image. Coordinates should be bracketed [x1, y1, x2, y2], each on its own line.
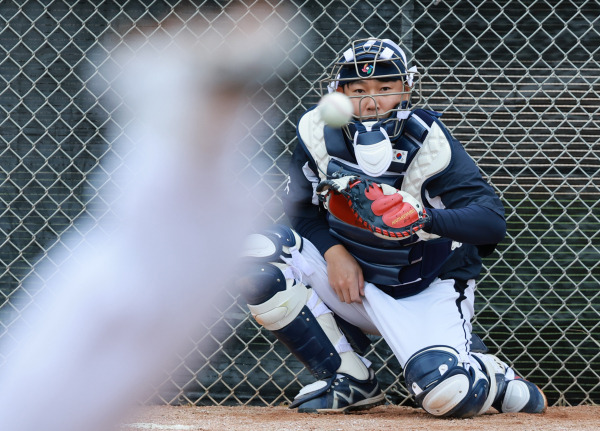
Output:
[423, 119, 507, 248]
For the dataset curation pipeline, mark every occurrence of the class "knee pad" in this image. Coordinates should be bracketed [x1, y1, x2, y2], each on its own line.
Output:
[404, 346, 491, 418]
[244, 262, 310, 330]
[238, 223, 304, 307]
[243, 223, 303, 263]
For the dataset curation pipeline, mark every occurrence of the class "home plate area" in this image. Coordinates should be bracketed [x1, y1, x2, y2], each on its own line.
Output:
[120, 404, 600, 431]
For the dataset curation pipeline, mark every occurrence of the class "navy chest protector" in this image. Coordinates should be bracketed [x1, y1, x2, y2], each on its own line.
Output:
[323, 114, 454, 298]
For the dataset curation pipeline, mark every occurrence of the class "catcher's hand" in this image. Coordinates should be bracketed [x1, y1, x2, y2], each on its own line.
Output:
[316, 175, 429, 239]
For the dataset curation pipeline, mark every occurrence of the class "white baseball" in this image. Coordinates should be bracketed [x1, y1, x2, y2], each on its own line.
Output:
[318, 92, 354, 128]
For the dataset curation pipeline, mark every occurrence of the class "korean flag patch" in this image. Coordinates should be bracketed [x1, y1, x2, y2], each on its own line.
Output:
[392, 149, 408, 164]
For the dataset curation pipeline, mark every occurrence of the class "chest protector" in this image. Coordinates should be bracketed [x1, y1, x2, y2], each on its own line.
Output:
[298, 108, 455, 298]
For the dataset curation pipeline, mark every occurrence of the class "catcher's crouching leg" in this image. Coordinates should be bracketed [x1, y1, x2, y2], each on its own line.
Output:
[404, 346, 547, 418]
[404, 346, 495, 418]
[238, 225, 385, 413]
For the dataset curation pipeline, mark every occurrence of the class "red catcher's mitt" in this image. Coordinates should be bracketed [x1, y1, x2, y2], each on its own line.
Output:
[316, 175, 429, 239]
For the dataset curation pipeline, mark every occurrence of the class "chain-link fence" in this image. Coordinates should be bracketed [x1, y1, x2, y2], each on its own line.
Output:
[1, 0, 598, 408]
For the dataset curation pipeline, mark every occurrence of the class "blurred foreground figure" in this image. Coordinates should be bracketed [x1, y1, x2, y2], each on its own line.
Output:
[0, 3, 299, 430]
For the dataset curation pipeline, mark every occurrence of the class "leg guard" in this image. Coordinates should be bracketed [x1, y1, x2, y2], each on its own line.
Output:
[404, 346, 491, 418]
[241, 261, 341, 379]
[494, 378, 547, 413]
[473, 353, 547, 414]
[239, 225, 343, 379]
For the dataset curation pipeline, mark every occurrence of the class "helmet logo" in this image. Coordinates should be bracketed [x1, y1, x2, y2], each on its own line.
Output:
[361, 63, 374, 76]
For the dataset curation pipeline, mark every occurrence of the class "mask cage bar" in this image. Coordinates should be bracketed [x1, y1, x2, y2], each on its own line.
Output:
[316, 74, 422, 120]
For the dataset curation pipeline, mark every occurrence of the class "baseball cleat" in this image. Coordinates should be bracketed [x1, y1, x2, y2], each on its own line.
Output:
[290, 368, 386, 413]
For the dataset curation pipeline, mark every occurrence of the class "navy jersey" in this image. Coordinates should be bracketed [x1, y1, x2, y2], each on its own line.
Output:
[283, 108, 506, 294]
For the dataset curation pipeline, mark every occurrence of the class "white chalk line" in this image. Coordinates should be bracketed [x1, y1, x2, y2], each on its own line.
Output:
[122, 424, 196, 430]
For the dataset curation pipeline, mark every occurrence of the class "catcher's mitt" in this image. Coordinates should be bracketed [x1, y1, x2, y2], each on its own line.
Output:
[316, 175, 429, 240]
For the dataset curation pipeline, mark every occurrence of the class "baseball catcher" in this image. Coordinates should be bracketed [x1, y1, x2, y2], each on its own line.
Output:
[240, 38, 547, 417]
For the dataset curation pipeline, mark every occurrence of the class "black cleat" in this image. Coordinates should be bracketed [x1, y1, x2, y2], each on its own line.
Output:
[290, 369, 386, 414]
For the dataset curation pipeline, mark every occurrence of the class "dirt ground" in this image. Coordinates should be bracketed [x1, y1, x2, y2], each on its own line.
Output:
[121, 404, 600, 431]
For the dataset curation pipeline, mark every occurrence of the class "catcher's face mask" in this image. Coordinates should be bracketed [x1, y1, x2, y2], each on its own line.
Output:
[318, 38, 420, 140]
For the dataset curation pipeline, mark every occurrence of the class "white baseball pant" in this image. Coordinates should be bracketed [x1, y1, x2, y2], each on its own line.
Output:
[298, 239, 480, 369]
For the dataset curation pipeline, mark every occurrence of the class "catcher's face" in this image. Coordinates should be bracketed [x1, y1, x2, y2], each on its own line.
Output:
[341, 78, 410, 121]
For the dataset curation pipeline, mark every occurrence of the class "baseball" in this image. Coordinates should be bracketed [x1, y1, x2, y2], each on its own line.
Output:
[318, 92, 354, 128]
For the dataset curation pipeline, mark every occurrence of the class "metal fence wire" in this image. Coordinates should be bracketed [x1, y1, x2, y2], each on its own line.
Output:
[0, 0, 598, 408]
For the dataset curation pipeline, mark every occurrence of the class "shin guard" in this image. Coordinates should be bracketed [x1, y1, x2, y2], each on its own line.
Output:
[240, 225, 342, 379]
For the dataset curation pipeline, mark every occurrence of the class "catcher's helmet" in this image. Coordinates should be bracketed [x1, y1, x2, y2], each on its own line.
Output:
[318, 38, 420, 139]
